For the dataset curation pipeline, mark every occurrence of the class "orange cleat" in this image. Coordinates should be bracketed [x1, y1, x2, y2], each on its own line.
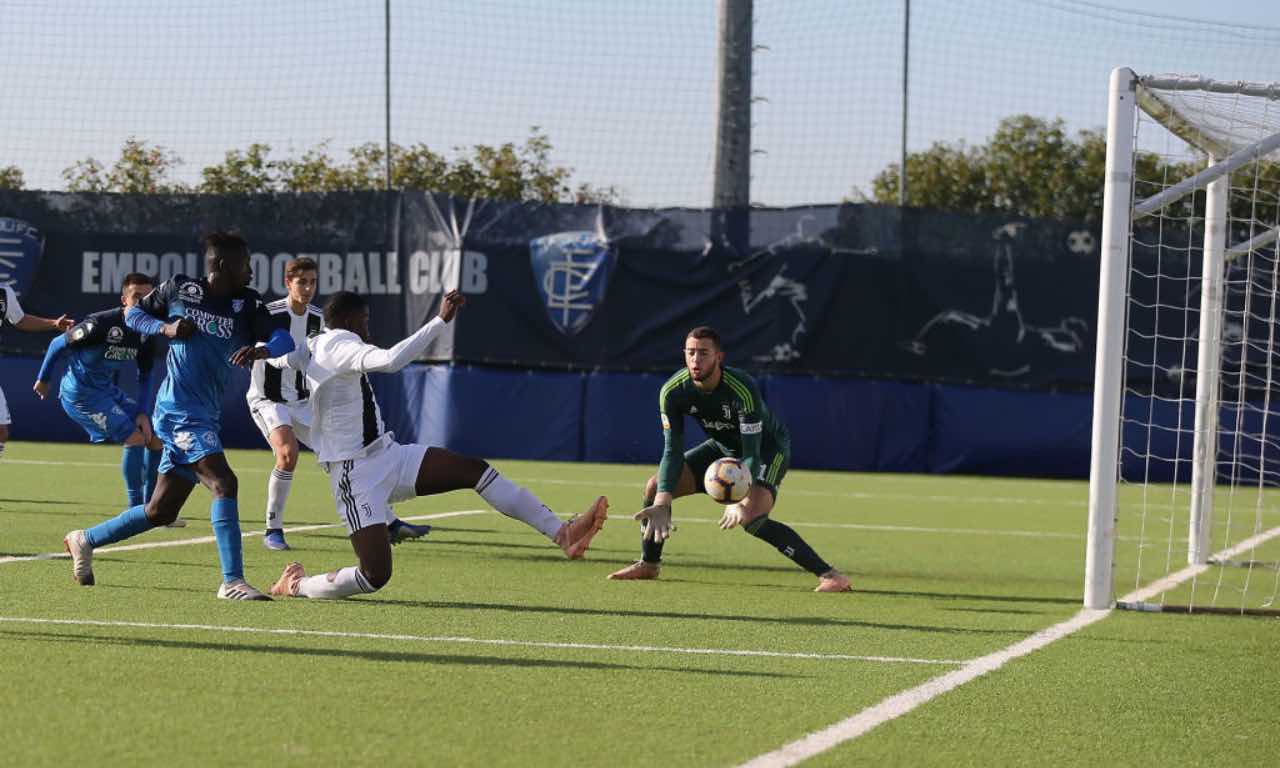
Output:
[606, 560, 661, 580]
[555, 496, 608, 559]
[814, 569, 852, 593]
[270, 561, 306, 597]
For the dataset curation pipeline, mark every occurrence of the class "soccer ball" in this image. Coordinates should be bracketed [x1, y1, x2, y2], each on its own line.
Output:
[703, 457, 751, 503]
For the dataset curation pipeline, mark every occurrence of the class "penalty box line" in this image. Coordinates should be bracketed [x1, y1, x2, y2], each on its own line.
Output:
[0, 615, 963, 666]
[0, 510, 491, 565]
[735, 524, 1280, 768]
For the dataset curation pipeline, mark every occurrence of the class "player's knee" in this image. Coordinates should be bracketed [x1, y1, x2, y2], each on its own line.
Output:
[208, 472, 239, 499]
[145, 501, 179, 526]
[743, 514, 770, 536]
[147, 437, 163, 450]
[643, 476, 658, 504]
[277, 446, 299, 471]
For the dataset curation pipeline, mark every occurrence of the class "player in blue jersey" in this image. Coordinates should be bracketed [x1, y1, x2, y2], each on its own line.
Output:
[0, 283, 74, 461]
[63, 233, 295, 600]
[33, 272, 182, 522]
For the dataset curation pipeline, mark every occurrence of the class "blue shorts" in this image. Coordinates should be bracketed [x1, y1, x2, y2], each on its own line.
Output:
[60, 390, 138, 444]
[155, 418, 224, 483]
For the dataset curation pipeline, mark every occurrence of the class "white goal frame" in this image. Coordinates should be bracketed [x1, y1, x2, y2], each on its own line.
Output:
[1085, 67, 1280, 610]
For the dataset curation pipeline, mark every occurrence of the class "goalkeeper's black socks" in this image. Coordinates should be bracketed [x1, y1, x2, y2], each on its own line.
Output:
[641, 536, 664, 564]
[745, 517, 831, 576]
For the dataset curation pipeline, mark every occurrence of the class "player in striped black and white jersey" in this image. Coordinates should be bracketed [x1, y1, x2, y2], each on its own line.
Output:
[265, 289, 608, 600]
[245, 257, 323, 551]
[247, 257, 433, 551]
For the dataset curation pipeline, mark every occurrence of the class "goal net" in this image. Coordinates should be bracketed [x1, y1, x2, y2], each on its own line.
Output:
[1086, 69, 1280, 614]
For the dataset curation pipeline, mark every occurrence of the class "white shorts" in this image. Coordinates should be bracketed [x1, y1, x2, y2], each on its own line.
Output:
[0, 384, 9, 425]
[322, 441, 428, 534]
[249, 399, 312, 448]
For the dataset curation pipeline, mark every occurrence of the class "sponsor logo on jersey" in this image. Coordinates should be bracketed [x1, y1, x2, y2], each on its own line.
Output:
[530, 230, 613, 336]
[700, 419, 735, 432]
[106, 326, 124, 343]
[185, 306, 236, 339]
[740, 421, 763, 435]
[105, 346, 137, 362]
[179, 281, 205, 303]
[0, 218, 43, 300]
[232, 299, 244, 313]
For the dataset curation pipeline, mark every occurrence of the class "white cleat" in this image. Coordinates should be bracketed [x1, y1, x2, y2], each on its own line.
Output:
[216, 579, 272, 601]
[63, 529, 95, 586]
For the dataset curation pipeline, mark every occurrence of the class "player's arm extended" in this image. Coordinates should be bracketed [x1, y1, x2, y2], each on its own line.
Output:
[33, 333, 70, 399]
[358, 289, 464, 373]
[654, 395, 685, 505]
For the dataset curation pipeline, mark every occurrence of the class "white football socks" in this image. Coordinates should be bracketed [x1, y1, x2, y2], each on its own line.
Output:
[475, 466, 562, 539]
[266, 468, 293, 529]
[295, 566, 379, 599]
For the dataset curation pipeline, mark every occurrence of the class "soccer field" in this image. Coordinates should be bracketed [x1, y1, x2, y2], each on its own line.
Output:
[2, 441, 1278, 767]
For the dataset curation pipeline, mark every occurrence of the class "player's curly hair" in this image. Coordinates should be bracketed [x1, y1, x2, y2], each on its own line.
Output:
[324, 290, 367, 328]
[204, 231, 249, 263]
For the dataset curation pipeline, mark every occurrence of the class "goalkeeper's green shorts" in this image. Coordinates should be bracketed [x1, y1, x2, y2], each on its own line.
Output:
[684, 439, 790, 501]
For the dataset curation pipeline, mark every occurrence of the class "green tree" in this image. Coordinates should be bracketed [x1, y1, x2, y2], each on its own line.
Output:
[198, 143, 280, 194]
[0, 165, 23, 190]
[63, 138, 186, 193]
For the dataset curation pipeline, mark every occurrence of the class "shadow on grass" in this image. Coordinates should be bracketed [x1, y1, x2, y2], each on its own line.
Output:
[0, 629, 802, 678]
[354, 597, 1024, 636]
[854, 587, 1079, 606]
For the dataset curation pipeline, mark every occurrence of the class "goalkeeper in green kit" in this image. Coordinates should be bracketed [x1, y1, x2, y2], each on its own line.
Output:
[607, 326, 851, 592]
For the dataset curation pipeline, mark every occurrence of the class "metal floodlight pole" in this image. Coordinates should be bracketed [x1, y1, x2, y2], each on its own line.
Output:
[384, 0, 393, 191]
[712, 0, 752, 210]
[899, 0, 910, 207]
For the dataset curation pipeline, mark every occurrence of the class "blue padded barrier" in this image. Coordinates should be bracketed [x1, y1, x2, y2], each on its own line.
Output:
[929, 384, 1093, 477]
[763, 375, 931, 472]
[582, 371, 669, 464]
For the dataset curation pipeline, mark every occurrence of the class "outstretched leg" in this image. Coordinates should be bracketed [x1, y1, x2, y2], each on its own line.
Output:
[734, 485, 850, 592]
[263, 424, 300, 550]
[415, 447, 607, 558]
[608, 467, 697, 581]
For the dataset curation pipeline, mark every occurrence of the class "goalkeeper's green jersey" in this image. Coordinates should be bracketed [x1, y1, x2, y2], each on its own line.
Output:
[656, 365, 789, 493]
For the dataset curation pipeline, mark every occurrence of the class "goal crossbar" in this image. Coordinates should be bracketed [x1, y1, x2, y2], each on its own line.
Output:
[1134, 128, 1280, 217]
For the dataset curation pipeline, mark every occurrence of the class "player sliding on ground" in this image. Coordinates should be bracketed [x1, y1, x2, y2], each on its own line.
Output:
[34, 272, 184, 526]
[267, 289, 608, 600]
[244, 257, 429, 550]
[63, 233, 295, 600]
[608, 326, 851, 592]
[1, 283, 74, 461]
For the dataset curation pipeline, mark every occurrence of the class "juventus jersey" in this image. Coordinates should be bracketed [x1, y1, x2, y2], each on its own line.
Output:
[276, 318, 445, 462]
[247, 299, 323, 405]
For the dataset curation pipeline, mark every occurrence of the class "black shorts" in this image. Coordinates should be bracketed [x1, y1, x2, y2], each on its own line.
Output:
[684, 439, 790, 500]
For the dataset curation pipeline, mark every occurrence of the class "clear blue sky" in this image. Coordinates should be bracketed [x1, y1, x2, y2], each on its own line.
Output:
[2, 0, 1279, 207]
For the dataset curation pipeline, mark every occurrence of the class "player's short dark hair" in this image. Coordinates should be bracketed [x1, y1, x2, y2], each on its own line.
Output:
[121, 272, 154, 290]
[285, 257, 318, 280]
[324, 290, 368, 328]
[205, 231, 249, 264]
[686, 326, 721, 350]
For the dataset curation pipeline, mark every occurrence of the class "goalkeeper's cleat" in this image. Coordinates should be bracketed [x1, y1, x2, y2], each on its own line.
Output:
[555, 496, 609, 559]
[815, 569, 852, 593]
[388, 519, 432, 545]
[63, 529, 95, 586]
[216, 579, 272, 601]
[165, 517, 188, 529]
[263, 528, 290, 551]
[607, 560, 660, 581]
[270, 562, 305, 597]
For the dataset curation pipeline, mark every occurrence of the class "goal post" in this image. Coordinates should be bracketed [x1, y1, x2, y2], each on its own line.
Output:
[1085, 67, 1280, 612]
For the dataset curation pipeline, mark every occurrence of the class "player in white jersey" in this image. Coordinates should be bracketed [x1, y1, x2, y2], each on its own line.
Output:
[267, 289, 608, 600]
[1, 284, 75, 461]
[247, 258, 430, 551]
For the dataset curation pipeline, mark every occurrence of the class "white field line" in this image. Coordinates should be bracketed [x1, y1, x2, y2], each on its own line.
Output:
[736, 524, 1280, 768]
[2, 458, 1083, 507]
[0, 510, 489, 565]
[0, 616, 961, 666]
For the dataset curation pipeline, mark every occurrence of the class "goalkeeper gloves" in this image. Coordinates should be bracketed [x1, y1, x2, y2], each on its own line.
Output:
[635, 503, 673, 542]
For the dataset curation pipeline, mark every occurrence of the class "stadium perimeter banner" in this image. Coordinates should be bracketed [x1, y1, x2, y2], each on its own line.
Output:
[0, 190, 1108, 389]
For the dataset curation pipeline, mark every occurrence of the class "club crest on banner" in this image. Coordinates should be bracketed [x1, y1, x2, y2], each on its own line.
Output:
[529, 230, 613, 336]
[0, 218, 44, 297]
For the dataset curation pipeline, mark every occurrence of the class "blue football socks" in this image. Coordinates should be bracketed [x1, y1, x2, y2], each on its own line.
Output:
[122, 445, 145, 507]
[209, 497, 243, 583]
[85, 504, 155, 548]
